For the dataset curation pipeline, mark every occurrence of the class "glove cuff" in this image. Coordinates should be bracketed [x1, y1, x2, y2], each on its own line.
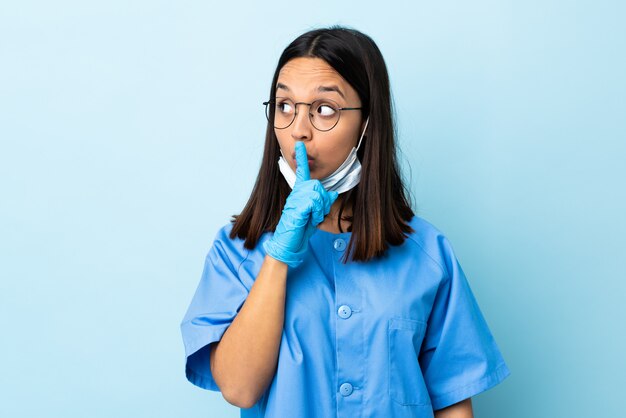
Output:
[262, 239, 303, 269]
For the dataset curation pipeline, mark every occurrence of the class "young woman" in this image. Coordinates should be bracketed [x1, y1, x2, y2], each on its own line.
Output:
[180, 26, 510, 418]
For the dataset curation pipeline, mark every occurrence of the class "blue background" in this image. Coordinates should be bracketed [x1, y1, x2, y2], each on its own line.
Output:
[1, 1, 624, 417]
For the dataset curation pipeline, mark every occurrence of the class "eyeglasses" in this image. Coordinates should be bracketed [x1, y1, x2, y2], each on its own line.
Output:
[263, 96, 363, 131]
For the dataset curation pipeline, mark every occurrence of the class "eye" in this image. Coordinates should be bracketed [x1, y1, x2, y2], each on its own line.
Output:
[316, 102, 337, 117]
[276, 100, 294, 114]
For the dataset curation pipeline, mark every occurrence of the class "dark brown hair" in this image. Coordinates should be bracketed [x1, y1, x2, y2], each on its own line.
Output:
[229, 25, 416, 263]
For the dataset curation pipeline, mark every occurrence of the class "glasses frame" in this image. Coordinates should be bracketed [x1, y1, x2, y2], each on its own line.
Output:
[263, 96, 363, 132]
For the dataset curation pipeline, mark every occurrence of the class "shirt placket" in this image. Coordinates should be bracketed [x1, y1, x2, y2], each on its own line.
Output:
[331, 236, 365, 418]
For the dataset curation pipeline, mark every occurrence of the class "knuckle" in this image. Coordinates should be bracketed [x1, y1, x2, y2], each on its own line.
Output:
[311, 179, 323, 190]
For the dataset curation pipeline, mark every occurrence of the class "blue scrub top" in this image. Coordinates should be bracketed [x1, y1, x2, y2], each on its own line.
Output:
[180, 214, 510, 417]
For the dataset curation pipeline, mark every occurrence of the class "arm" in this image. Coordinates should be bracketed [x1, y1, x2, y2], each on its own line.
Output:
[209, 142, 334, 408]
[209, 254, 288, 408]
[434, 398, 473, 418]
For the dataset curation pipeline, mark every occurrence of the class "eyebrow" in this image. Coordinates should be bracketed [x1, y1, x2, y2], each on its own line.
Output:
[275, 82, 346, 100]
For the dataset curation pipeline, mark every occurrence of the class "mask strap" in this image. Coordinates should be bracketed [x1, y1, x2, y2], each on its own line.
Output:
[355, 116, 370, 152]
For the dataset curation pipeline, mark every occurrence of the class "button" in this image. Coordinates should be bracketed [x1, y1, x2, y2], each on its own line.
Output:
[339, 382, 353, 396]
[333, 238, 346, 251]
[337, 305, 352, 319]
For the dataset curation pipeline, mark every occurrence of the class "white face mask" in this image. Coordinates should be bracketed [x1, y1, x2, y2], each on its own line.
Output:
[277, 116, 369, 195]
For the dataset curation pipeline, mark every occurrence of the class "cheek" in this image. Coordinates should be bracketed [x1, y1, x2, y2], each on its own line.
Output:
[275, 132, 288, 153]
[327, 125, 357, 155]
[274, 133, 296, 170]
[317, 135, 355, 174]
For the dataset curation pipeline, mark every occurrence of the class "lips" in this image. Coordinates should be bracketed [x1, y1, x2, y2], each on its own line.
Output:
[291, 152, 315, 161]
[292, 154, 315, 169]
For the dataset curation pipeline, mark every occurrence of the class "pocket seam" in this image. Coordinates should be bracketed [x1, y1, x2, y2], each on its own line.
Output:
[388, 317, 430, 406]
[389, 317, 425, 331]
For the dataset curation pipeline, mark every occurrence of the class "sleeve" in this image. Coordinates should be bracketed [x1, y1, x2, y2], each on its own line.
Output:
[418, 235, 511, 410]
[179, 227, 250, 392]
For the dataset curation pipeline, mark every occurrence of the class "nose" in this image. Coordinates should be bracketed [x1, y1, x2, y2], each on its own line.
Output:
[290, 103, 313, 140]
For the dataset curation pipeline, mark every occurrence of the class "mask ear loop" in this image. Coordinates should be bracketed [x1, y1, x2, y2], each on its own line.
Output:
[355, 116, 370, 152]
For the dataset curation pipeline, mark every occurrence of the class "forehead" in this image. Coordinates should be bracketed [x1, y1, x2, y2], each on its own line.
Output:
[277, 57, 347, 90]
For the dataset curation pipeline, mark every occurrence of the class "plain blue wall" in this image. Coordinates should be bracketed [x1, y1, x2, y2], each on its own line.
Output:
[1, 1, 624, 417]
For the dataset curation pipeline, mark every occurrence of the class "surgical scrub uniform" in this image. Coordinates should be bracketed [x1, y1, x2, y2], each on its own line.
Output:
[180, 214, 511, 417]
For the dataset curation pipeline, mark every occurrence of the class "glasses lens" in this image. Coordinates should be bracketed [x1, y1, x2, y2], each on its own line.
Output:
[265, 97, 340, 130]
[310, 99, 340, 131]
[267, 97, 295, 129]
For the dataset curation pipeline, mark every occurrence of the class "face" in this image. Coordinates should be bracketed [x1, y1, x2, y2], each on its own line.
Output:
[273, 57, 366, 178]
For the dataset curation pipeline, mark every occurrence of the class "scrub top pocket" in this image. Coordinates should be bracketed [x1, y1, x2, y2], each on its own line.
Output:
[388, 317, 432, 406]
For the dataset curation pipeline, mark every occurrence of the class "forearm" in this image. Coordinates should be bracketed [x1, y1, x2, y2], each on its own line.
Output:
[210, 254, 288, 408]
[434, 398, 474, 418]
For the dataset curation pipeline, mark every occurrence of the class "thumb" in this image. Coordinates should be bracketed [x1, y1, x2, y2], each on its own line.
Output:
[328, 191, 339, 205]
[324, 190, 339, 215]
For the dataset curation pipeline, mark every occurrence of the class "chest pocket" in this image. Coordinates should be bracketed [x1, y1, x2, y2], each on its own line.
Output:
[388, 317, 432, 406]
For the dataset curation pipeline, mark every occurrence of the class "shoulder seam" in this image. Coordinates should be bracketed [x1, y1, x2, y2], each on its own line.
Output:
[237, 248, 251, 276]
[406, 234, 447, 278]
[218, 222, 251, 278]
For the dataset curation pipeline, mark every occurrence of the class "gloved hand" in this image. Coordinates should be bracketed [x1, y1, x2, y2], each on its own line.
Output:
[263, 141, 339, 268]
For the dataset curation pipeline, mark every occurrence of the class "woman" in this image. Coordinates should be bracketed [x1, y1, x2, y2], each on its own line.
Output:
[180, 26, 510, 418]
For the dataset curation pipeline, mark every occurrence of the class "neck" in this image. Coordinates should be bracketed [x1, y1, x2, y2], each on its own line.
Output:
[327, 195, 352, 220]
[318, 198, 353, 234]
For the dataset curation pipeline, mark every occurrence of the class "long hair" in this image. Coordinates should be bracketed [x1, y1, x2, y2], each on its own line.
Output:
[229, 25, 416, 264]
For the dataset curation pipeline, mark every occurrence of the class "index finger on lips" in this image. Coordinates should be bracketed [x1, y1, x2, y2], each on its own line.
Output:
[294, 141, 310, 184]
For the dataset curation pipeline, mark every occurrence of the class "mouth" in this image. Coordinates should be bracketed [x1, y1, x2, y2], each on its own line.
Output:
[292, 152, 315, 162]
[293, 156, 315, 169]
